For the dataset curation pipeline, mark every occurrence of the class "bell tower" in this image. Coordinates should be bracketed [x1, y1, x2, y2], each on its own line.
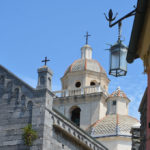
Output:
[53, 34, 109, 130]
[36, 57, 53, 91]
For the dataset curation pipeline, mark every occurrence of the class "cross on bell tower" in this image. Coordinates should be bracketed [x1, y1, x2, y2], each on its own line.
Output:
[42, 57, 50, 66]
[37, 56, 53, 90]
[84, 32, 91, 45]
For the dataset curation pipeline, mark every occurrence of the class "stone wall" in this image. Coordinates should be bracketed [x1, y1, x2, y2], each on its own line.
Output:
[48, 108, 108, 150]
[97, 137, 131, 150]
[0, 65, 108, 150]
[0, 66, 35, 150]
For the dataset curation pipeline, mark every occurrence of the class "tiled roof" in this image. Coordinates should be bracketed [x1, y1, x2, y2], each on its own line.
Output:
[64, 59, 106, 75]
[86, 114, 139, 138]
[109, 87, 127, 98]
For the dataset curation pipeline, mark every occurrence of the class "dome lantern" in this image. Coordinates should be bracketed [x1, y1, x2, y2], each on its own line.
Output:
[106, 87, 130, 115]
[81, 32, 92, 59]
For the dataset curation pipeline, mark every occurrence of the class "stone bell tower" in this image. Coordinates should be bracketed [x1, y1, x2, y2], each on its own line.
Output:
[37, 57, 53, 91]
[53, 33, 109, 130]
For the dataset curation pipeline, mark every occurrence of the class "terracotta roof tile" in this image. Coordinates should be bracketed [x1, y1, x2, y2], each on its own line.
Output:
[109, 87, 127, 98]
[64, 59, 106, 75]
[86, 114, 139, 137]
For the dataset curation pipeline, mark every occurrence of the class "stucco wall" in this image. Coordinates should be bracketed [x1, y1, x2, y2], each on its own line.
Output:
[53, 93, 107, 130]
[97, 136, 131, 150]
[61, 70, 109, 92]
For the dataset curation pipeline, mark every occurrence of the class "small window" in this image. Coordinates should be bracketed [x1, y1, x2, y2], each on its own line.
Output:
[27, 101, 33, 124]
[62, 144, 64, 149]
[75, 82, 81, 88]
[14, 88, 19, 99]
[90, 81, 96, 86]
[113, 101, 116, 105]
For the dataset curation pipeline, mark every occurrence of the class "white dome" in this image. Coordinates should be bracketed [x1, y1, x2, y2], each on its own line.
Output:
[64, 59, 106, 75]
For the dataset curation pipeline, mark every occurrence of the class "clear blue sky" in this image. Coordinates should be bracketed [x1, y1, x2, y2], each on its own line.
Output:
[0, 0, 147, 119]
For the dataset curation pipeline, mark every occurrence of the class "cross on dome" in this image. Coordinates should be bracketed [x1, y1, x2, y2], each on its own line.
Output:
[84, 32, 91, 45]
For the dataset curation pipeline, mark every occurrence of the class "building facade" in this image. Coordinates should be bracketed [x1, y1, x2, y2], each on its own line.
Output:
[139, 88, 147, 150]
[0, 39, 140, 150]
[0, 65, 108, 150]
[127, 0, 150, 149]
[53, 43, 139, 150]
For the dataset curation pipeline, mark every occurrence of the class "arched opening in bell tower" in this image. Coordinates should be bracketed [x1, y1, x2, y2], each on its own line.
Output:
[70, 106, 81, 126]
[90, 81, 96, 86]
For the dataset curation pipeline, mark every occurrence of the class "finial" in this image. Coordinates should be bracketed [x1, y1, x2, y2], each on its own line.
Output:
[84, 32, 91, 45]
[104, 9, 118, 27]
[42, 57, 50, 66]
[117, 86, 120, 91]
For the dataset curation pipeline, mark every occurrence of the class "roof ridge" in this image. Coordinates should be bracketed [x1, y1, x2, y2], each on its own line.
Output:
[85, 59, 87, 70]
[124, 115, 139, 122]
[116, 114, 119, 135]
[0, 64, 35, 91]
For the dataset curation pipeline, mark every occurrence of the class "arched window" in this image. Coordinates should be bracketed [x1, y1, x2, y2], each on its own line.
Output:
[7, 81, 13, 91]
[40, 76, 45, 85]
[70, 107, 81, 126]
[27, 101, 33, 124]
[90, 81, 96, 86]
[0, 75, 5, 85]
[14, 88, 19, 105]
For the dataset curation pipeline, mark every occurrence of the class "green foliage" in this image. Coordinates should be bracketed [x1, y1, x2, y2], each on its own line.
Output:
[22, 124, 38, 146]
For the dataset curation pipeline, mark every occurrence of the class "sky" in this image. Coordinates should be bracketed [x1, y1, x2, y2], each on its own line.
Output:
[0, 0, 147, 119]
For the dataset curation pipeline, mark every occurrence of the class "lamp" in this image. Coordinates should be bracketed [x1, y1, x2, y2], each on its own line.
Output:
[104, 8, 136, 77]
[109, 22, 127, 77]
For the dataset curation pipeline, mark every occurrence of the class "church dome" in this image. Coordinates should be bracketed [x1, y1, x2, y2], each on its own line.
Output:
[64, 59, 106, 75]
[87, 114, 139, 137]
[64, 44, 106, 75]
[61, 42, 109, 92]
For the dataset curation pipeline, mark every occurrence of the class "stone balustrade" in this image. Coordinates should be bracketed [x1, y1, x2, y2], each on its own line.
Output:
[45, 107, 108, 150]
[53, 85, 107, 98]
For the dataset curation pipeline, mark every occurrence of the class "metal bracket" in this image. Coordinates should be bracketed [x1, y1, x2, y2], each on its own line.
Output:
[104, 8, 136, 27]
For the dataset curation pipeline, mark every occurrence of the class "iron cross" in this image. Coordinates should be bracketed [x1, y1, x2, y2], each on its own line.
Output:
[84, 32, 91, 45]
[42, 57, 50, 66]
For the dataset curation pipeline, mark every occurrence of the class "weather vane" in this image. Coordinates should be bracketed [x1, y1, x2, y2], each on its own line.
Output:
[42, 57, 50, 66]
[84, 32, 91, 45]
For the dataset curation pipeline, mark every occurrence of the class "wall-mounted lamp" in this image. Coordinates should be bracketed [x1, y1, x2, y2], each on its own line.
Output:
[104, 8, 136, 77]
